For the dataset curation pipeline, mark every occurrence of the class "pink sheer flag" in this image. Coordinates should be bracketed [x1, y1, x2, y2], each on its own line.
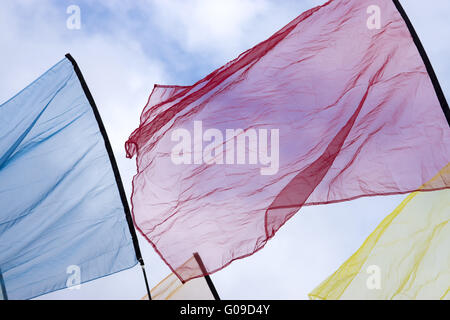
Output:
[126, 0, 450, 281]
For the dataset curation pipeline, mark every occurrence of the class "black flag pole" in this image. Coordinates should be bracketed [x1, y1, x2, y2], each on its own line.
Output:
[393, 0, 450, 127]
[65, 53, 151, 300]
[0, 268, 8, 300]
[193, 252, 221, 300]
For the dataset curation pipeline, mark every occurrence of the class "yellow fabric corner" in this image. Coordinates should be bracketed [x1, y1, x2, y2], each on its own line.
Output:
[142, 272, 215, 300]
[309, 187, 449, 300]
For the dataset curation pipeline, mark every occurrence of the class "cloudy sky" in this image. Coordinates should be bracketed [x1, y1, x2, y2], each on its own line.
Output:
[1, 0, 449, 299]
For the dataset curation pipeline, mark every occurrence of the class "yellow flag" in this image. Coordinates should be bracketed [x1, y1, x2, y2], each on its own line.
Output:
[309, 186, 450, 300]
[142, 255, 215, 300]
[142, 273, 215, 300]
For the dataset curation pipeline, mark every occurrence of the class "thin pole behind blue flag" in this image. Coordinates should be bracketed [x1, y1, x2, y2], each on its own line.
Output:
[65, 53, 151, 300]
[0, 268, 7, 300]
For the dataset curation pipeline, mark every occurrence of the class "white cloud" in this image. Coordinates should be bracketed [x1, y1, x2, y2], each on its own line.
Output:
[148, 0, 324, 64]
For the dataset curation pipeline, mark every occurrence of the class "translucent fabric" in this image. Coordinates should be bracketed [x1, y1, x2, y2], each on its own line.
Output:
[0, 58, 138, 299]
[142, 256, 214, 300]
[309, 164, 450, 300]
[0, 270, 6, 300]
[126, 0, 450, 281]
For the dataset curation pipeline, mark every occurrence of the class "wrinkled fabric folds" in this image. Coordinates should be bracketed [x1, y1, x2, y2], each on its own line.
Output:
[126, 0, 450, 281]
[0, 58, 137, 299]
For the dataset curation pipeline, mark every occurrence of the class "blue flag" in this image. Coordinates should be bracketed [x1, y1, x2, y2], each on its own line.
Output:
[0, 55, 139, 299]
